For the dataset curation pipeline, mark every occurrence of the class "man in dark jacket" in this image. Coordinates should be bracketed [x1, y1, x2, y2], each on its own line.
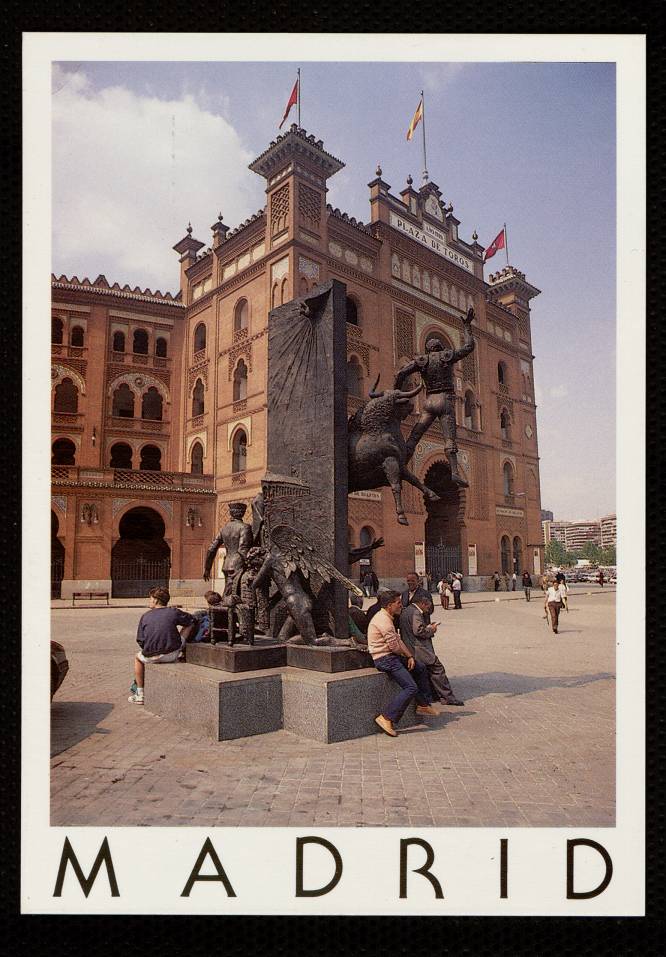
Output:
[400, 595, 464, 706]
[129, 586, 196, 705]
[401, 573, 434, 623]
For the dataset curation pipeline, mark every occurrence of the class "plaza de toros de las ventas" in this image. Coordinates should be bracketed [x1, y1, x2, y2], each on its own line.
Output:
[51, 125, 544, 599]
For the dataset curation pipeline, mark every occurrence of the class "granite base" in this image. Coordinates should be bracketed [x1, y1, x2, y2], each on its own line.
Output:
[285, 644, 374, 673]
[145, 663, 420, 743]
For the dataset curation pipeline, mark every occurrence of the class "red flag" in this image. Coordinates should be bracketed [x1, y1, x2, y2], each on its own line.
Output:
[483, 227, 506, 263]
[279, 78, 299, 130]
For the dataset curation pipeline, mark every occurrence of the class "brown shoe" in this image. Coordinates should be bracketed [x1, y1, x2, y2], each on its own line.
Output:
[416, 704, 439, 716]
[374, 714, 397, 737]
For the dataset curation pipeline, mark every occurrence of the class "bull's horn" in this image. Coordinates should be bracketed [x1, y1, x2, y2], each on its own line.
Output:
[368, 374, 384, 399]
[397, 383, 423, 400]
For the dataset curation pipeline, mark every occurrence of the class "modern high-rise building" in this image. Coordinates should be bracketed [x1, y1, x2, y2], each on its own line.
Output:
[51, 125, 544, 598]
[600, 513, 617, 548]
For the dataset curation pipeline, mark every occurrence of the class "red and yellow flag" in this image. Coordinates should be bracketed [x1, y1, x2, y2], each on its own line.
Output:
[406, 98, 423, 140]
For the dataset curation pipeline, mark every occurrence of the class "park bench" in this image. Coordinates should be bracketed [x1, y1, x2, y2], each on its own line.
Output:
[72, 591, 110, 607]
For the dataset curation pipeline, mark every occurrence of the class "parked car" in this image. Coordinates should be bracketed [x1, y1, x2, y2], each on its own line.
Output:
[51, 641, 69, 699]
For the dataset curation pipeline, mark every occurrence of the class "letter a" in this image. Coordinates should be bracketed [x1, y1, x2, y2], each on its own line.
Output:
[566, 839, 613, 899]
[54, 836, 120, 898]
[181, 837, 237, 897]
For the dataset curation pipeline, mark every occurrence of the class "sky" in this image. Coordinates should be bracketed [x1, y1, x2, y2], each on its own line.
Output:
[51, 59, 616, 522]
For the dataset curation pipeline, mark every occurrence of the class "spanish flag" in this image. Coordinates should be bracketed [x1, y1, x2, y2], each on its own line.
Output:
[279, 77, 299, 130]
[406, 98, 423, 141]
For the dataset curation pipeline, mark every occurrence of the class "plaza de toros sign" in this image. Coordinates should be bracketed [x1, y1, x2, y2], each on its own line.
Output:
[390, 211, 474, 273]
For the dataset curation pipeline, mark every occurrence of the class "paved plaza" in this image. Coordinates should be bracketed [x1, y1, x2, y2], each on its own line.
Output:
[50, 586, 615, 828]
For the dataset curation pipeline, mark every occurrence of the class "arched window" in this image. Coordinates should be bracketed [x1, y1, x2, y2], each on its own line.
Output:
[299, 277, 308, 297]
[140, 445, 161, 471]
[110, 442, 133, 469]
[500, 409, 511, 441]
[133, 329, 149, 355]
[70, 326, 84, 347]
[233, 360, 248, 402]
[52, 317, 63, 344]
[190, 441, 204, 475]
[142, 387, 163, 421]
[193, 323, 206, 353]
[54, 378, 78, 414]
[347, 357, 363, 398]
[500, 535, 511, 574]
[112, 383, 134, 418]
[464, 390, 476, 430]
[513, 536, 523, 574]
[280, 278, 288, 305]
[360, 526, 374, 548]
[502, 462, 513, 497]
[497, 361, 507, 386]
[155, 337, 167, 358]
[234, 299, 249, 333]
[345, 296, 359, 326]
[52, 438, 76, 465]
[232, 429, 247, 474]
[112, 331, 125, 353]
[347, 525, 355, 549]
[192, 379, 204, 417]
[271, 284, 279, 309]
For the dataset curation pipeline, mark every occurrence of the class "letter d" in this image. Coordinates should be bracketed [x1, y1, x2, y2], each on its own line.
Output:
[295, 836, 343, 897]
[567, 839, 613, 899]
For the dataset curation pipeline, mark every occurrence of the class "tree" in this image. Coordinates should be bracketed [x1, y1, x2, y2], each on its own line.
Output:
[599, 545, 616, 565]
[581, 541, 602, 563]
[546, 539, 570, 566]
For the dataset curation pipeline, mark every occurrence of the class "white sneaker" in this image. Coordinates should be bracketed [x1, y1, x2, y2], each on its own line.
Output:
[128, 692, 144, 705]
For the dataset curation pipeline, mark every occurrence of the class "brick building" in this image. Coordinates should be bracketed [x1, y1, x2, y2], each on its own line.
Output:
[51, 125, 544, 597]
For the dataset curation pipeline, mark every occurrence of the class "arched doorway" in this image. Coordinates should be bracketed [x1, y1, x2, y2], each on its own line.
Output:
[424, 460, 462, 580]
[513, 536, 523, 575]
[111, 506, 170, 597]
[500, 535, 511, 575]
[51, 510, 65, 598]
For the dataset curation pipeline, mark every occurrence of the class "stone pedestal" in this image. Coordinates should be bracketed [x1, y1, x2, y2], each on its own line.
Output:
[285, 644, 373, 673]
[185, 640, 287, 673]
[145, 663, 418, 743]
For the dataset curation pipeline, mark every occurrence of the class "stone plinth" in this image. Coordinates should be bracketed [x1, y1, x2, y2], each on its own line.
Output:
[186, 640, 287, 673]
[285, 644, 373, 673]
[145, 663, 418, 743]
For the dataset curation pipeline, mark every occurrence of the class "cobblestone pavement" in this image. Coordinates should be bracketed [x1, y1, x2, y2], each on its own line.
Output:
[51, 586, 615, 828]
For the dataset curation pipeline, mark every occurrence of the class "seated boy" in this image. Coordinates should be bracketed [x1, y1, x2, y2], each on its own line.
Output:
[128, 586, 196, 705]
[190, 590, 223, 643]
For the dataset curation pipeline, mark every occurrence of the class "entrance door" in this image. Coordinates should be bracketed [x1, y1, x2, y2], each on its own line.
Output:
[111, 506, 171, 597]
[424, 461, 462, 577]
[51, 511, 65, 599]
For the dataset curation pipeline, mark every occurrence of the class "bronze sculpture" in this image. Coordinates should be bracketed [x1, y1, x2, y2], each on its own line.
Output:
[394, 306, 476, 487]
[202, 501, 253, 594]
[347, 378, 440, 525]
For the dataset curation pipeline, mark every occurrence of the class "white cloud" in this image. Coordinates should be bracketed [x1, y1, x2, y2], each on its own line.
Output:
[51, 66, 262, 292]
[420, 63, 467, 94]
[549, 384, 569, 399]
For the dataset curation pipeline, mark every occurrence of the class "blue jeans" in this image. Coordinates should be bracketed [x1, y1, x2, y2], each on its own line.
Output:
[374, 654, 432, 724]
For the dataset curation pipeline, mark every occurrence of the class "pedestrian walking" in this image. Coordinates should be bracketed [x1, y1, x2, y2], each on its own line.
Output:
[493, 571, 500, 592]
[597, 569, 605, 588]
[544, 579, 566, 634]
[522, 570, 533, 601]
[452, 575, 463, 610]
[511, 572, 517, 591]
[370, 570, 379, 596]
[362, 570, 374, 598]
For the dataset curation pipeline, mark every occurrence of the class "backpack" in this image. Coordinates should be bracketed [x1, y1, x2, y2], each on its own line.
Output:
[192, 612, 210, 642]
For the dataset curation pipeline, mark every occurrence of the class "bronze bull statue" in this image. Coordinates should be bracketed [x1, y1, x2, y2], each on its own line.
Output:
[348, 376, 440, 526]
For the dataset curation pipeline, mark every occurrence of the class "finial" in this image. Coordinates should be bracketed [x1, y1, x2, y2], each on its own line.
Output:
[447, 202, 453, 213]
[376, 163, 382, 177]
[472, 229, 478, 241]
[218, 212, 223, 222]
[406, 173, 413, 187]
[187, 222, 193, 235]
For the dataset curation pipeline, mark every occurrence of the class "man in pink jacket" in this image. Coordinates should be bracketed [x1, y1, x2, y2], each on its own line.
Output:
[367, 590, 437, 737]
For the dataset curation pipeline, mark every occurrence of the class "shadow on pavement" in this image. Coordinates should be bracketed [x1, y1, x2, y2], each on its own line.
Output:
[51, 701, 114, 757]
[456, 671, 615, 701]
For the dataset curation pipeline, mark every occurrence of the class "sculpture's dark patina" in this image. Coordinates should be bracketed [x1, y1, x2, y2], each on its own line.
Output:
[347, 378, 440, 526]
[394, 306, 476, 486]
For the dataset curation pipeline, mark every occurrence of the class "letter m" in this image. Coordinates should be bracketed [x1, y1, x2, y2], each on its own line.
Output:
[54, 837, 120, 898]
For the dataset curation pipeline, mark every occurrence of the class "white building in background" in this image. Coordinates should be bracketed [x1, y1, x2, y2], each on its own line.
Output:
[600, 513, 617, 547]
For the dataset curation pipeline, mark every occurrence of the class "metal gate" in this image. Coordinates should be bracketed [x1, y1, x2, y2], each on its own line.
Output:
[51, 558, 64, 599]
[111, 558, 171, 598]
[425, 544, 461, 582]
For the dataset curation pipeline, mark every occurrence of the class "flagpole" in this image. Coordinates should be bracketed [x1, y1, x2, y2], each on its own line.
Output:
[420, 90, 428, 183]
[297, 68, 301, 128]
[504, 222, 509, 266]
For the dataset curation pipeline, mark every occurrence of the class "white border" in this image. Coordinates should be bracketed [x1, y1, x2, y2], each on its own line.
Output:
[22, 32, 645, 915]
